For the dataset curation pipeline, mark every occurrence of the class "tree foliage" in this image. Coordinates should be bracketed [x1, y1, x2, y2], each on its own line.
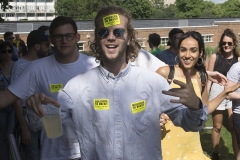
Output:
[0, 0, 12, 11]
[55, 0, 82, 20]
[55, 0, 164, 20]
[200, 1, 216, 18]
[175, 0, 205, 18]
[121, 0, 155, 18]
[54, 0, 240, 20]
[154, 4, 176, 18]
[222, 0, 240, 17]
[0, 0, 12, 21]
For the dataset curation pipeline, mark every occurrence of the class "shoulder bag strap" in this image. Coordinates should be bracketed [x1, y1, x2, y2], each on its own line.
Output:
[167, 65, 175, 84]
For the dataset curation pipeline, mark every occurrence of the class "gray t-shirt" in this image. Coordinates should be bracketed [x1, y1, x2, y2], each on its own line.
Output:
[8, 53, 99, 160]
[11, 57, 43, 131]
[227, 62, 240, 114]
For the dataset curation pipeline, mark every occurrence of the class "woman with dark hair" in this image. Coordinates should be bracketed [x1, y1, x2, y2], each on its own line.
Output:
[0, 41, 15, 156]
[18, 40, 27, 58]
[208, 28, 239, 160]
[156, 31, 239, 159]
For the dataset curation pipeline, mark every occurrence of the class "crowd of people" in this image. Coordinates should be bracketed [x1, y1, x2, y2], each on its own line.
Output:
[0, 5, 240, 160]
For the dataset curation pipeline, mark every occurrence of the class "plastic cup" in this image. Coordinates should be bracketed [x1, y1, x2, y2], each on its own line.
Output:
[42, 104, 63, 139]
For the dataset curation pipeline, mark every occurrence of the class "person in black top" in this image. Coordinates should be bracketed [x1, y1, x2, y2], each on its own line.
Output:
[208, 28, 240, 160]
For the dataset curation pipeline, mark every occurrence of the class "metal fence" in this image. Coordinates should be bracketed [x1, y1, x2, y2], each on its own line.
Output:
[7, 134, 21, 160]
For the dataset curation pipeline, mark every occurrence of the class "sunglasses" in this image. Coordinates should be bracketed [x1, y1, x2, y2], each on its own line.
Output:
[98, 28, 125, 38]
[222, 42, 233, 46]
[1, 49, 13, 54]
[53, 33, 76, 41]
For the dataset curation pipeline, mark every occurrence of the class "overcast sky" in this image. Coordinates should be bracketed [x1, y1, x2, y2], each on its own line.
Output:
[211, 0, 227, 3]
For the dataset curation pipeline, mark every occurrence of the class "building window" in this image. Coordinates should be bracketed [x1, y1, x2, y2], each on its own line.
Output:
[160, 37, 169, 46]
[136, 38, 146, 48]
[46, 13, 54, 17]
[202, 34, 213, 42]
[6, 14, 14, 17]
[27, 13, 35, 17]
[17, 13, 25, 17]
[77, 41, 85, 51]
[37, 13, 45, 17]
[138, 41, 146, 48]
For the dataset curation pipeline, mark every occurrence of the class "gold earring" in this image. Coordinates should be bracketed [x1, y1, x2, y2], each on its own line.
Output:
[197, 57, 204, 66]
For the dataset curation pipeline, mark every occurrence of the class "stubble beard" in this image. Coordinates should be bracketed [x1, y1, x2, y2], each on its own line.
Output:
[100, 42, 128, 65]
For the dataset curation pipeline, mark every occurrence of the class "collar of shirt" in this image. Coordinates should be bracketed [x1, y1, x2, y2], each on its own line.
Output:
[99, 63, 131, 83]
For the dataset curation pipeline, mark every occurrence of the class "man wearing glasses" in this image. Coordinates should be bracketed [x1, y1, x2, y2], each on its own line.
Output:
[11, 30, 50, 160]
[0, 17, 98, 160]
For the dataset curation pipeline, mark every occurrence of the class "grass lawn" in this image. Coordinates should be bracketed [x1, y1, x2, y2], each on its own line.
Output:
[200, 111, 235, 159]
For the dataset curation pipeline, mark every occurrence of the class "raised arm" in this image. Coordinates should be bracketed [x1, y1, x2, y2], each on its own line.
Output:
[226, 80, 240, 100]
[206, 83, 240, 114]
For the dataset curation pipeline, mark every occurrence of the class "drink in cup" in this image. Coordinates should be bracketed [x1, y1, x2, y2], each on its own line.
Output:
[42, 104, 63, 138]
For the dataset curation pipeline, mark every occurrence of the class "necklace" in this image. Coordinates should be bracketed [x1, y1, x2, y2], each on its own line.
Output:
[221, 54, 234, 66]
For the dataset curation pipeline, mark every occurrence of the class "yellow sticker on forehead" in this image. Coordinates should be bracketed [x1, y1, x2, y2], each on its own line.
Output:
[103, 14, 120, 27]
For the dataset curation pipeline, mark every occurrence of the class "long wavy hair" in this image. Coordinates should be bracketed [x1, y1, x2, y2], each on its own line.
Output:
[89, 5, 139, 62]
[218, 28, 239, 57]
[178, 31, 208, 76]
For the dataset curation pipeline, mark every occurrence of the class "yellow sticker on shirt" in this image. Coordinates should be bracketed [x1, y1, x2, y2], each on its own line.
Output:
[103, 14, 120, 27]
[50, 84, 63, 93]
[131, 100, 146, 114]
[94, 99, 109, 110]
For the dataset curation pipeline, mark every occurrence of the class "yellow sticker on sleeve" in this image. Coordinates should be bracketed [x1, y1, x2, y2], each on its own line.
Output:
[94, 99, 109, 110]
[131, 100, 146, 114]
[103, 14, 120, 27]
[50, 84, 63, 93]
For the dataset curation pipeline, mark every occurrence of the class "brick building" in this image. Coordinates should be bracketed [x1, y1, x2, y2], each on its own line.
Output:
[0, 18, 240, 53]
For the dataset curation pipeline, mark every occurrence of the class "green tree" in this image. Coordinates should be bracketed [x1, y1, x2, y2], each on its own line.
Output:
[154, 4, 176, 18]
[175, 0, 205, 18]
[121, 0, 155, 18]
[0, 0, 12, 11]
[200, 1, 216, 18]
[55, 0, 83, 20]
[0, 0, 13, 21]
[55, 0, 163, 19]
[221, 0, 240, 17]
[211, 3, 225, 17]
